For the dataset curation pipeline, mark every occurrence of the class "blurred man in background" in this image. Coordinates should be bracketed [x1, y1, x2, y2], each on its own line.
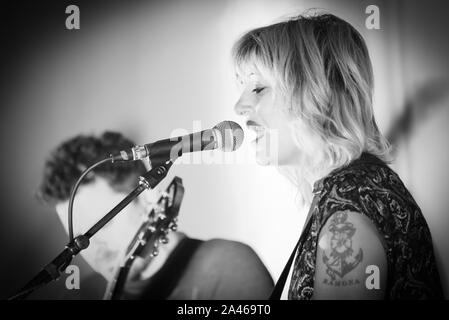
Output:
[37, 131, 273, 299]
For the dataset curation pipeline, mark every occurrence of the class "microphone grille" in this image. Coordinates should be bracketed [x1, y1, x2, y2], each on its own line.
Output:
[213, 121, 244, 152]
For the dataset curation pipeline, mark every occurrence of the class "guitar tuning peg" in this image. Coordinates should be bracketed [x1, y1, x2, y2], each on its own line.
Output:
[150, 248, 159, 257]
[159, 236, 169, 244]
[161, 191, 169, 198]
[170, 223, 178, 231]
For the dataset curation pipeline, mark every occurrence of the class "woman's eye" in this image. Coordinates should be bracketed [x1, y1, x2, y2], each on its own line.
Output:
[252, 87, 265, 94]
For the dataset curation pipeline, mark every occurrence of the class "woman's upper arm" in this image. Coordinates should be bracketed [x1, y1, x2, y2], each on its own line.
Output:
[313, 210, 387, 300]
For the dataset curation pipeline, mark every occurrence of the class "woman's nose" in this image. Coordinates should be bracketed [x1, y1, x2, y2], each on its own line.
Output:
[234, 96, 254, 116]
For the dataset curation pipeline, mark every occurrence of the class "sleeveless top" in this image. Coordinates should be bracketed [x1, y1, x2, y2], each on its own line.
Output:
[288, 153, 444, 299]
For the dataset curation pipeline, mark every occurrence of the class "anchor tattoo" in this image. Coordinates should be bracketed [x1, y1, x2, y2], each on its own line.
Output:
[323, 211, 363, 280]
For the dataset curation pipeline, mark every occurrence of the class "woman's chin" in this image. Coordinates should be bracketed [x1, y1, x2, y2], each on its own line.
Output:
[255, 156, 271, 166]
[254, 148, 276, 166]
[251, 141, 275, 166]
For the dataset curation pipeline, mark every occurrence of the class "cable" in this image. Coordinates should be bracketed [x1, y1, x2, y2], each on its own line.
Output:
[67, 157, 112, 241]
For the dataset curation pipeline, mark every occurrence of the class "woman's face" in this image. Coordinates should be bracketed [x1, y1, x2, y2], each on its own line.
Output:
[234, 70, 301, 166]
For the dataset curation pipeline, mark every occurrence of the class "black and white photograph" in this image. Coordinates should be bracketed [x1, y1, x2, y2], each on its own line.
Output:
[1, 0, 448, 306]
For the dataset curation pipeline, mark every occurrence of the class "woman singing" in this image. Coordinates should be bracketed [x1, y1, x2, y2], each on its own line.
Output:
[232, 12, 444, 299]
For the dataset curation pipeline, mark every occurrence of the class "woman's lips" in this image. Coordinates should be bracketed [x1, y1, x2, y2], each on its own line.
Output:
[246, 120, 266, 141]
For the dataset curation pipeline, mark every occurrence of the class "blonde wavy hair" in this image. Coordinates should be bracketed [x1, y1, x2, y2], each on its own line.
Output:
[233, 12, 391, 205]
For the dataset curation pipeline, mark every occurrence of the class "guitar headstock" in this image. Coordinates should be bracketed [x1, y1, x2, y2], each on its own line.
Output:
[104, 177, 185, 300]
[125, 176, 184, 260]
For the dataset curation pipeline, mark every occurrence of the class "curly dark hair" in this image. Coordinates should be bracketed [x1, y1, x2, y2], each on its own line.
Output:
[37, 131, 147, 204]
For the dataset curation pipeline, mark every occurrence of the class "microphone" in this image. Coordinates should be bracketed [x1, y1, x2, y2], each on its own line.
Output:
[111, 121, 244, 163]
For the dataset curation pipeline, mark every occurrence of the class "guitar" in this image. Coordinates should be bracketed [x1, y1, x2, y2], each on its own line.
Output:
[103, 176, 184, 300]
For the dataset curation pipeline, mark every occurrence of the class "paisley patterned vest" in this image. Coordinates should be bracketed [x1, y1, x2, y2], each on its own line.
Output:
[288, 153, 444, 299]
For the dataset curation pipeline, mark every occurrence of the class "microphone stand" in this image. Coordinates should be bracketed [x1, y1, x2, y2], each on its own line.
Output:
[9, 160, 174, 300]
